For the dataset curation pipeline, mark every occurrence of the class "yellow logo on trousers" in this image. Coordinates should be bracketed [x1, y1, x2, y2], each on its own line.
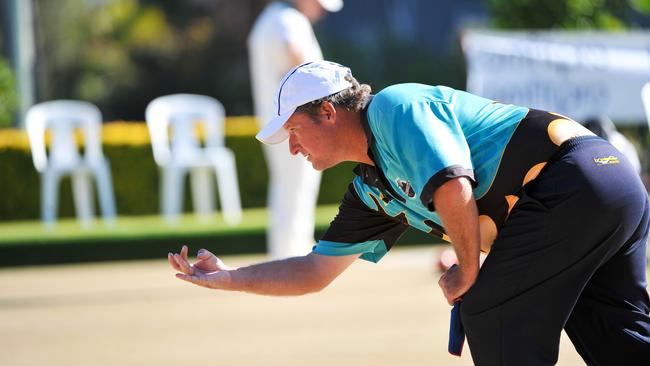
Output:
[593, 156, 620, 165]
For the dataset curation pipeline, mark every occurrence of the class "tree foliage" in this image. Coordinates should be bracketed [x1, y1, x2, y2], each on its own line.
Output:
[486, 0, 650, 29]
[0, 57, 17, 128]
[34, 0, 266, 120]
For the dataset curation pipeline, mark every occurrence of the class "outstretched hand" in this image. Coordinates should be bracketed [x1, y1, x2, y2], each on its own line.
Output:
[167, 245, 236, 290]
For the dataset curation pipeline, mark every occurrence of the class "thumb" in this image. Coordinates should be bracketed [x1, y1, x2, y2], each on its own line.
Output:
[197, 248, 215, 259]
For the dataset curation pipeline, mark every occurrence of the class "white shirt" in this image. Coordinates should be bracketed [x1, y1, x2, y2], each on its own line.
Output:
[248, 2, 324, 126]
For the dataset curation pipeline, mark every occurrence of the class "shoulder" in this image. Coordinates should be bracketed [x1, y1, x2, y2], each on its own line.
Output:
[368, 84, 459, 132]
[369, 84, 460, 115]
[249, 5, 314, 51]
[252, 3, 308, 32]
[274, 4, 310, 29]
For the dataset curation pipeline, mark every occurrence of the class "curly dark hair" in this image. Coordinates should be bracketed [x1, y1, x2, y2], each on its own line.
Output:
[295, 75, 372, 116]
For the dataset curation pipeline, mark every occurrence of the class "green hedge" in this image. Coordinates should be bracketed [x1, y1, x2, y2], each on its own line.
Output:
[0, 131, 355, 221]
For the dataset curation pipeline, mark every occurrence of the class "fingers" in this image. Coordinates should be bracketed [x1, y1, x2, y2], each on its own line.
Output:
[192, 248, 220, 272]
[197, 249, 219, 265]
[167, 252, 181, 271]
[197, 248, 212, 259]
[167, 246, 194, 275]
[438, 271, 456, 306]
[439, 285, 454, 306]
[169, 246, 225, 277]
[174, 253, 193, 274]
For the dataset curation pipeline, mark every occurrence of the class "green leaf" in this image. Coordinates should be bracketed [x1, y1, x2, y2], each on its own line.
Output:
[630, 0, 650, 13]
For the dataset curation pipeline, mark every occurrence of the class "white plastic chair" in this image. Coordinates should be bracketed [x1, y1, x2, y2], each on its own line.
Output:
[25, 100, 117, 227]
[642, 83, 650, 130]
[145, 94, 242, 225]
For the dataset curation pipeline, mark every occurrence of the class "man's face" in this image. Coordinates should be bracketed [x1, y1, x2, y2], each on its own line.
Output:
[284, 111, 339, 171]
[294, 0, 327, 22]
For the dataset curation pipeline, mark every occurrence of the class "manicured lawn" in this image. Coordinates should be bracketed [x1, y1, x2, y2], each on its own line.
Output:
[0, 205, 340, 246]
[0, 205, 437, 267]
[0, 205, 342, 266]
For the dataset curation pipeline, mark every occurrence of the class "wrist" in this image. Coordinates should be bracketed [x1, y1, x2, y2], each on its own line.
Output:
[458, 261, 479, 281]
[218, 270, 234, 290]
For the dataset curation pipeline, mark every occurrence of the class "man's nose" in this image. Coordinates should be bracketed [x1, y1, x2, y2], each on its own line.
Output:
[288, 135, 300, 156]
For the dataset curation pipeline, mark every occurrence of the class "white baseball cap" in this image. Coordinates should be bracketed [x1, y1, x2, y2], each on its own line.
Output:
[256, 60, 353, 144]
[318, 0, 344, 12]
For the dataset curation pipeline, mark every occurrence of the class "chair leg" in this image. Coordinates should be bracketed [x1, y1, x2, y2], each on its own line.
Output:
[94, 161, 117, 224]
[71, 168, 94, 228]
[161, 166, 186, 224]
[213, 150, 242, 225]
[190, 167, 215, 219]
[41, 170, 60, 228]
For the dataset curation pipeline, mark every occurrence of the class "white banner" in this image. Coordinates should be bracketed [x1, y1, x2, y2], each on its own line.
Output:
[462, 30, 650, 125]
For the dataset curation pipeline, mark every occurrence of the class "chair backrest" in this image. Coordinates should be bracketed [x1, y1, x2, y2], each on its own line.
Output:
[642, 83, 650, 129]
[25, 100, 104, 172]
[145, 94, 226, 166]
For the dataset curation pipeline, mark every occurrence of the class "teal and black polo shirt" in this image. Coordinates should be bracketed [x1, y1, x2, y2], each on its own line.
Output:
[313, 83, 575, 262]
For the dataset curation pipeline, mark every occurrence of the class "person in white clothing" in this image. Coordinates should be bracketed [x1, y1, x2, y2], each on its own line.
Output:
[248, 0, 344, 259]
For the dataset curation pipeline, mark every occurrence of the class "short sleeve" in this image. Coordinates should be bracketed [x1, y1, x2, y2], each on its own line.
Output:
[371, 100, 476, 210]
[314, 184, 409, 263]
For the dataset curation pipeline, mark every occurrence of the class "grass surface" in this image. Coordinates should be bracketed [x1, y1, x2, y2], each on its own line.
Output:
[0, 205, 341, 246]
[0, 205, 438, 267]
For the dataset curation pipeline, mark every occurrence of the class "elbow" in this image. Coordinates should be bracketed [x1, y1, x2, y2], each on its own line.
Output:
[314, 276, 336, 293]
[288, 267, 338, 295]
[287, 252, 350, 296]
[295, 276, 333, 295]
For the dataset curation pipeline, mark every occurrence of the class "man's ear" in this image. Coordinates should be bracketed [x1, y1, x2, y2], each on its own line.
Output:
[320, 101, 336, 121]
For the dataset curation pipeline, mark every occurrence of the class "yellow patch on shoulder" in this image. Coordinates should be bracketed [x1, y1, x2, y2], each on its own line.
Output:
[547, 119, 595, 146]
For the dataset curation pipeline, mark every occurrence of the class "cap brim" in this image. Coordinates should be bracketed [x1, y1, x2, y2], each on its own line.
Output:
[255, 110, 293, 144]
[318, 0, 343, 12]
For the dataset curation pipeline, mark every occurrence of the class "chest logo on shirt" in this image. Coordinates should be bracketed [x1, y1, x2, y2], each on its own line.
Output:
[395, 178, 416, 198]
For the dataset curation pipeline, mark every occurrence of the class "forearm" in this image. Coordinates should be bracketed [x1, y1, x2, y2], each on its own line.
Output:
[226, 255, 330, 296]
[434, 178, 481, 278]
[171, 248, 358, 296]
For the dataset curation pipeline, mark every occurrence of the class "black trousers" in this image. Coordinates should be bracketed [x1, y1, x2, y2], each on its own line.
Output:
[461, 136, 650, 365]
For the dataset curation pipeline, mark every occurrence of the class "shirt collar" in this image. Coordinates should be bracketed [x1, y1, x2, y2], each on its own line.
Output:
[359, 95, 375, 152]
[353, 95, 378, 185]
[352, 96, 405, 202]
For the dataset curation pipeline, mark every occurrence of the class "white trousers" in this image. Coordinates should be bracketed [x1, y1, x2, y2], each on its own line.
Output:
[262, 140, 322, 259]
